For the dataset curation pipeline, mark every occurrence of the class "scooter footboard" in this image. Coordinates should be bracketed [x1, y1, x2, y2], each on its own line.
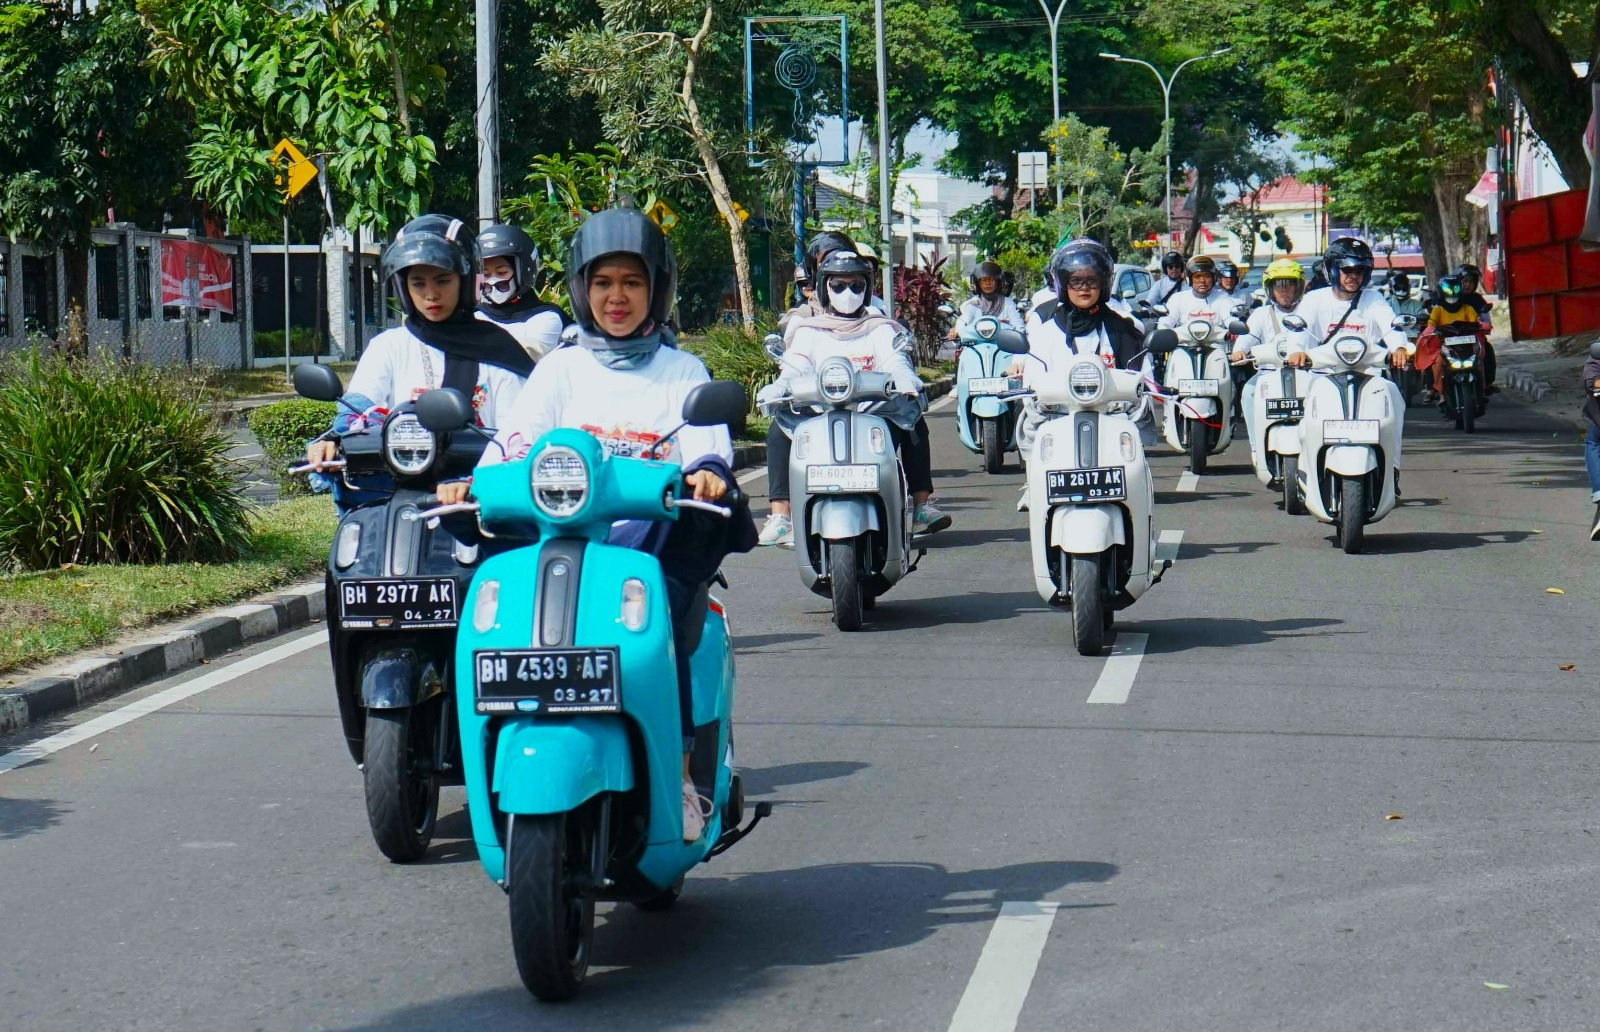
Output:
[1050, 504, 1125, 553]
[1324, 444, 1377, 476]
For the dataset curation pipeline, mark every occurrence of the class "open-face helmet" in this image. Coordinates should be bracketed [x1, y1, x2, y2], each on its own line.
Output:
[565, 207, 677, 335]
[382, 214, 479, 319]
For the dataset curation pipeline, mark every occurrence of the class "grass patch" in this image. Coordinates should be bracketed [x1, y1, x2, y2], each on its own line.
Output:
[0, 497, 334, 678]
[206, 363, 357, 400]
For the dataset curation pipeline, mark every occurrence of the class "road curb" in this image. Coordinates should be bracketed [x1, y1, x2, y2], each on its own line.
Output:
[0, 580, 325, 737]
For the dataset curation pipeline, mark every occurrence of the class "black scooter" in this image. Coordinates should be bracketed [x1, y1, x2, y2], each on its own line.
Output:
[292, 364, 493, 861]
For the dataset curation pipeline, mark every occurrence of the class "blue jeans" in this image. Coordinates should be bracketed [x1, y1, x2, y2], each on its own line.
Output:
[1586, 426, 1600, 502]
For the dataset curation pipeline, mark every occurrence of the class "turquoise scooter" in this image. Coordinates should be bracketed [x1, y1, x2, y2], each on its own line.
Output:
[410, 381, 769, 1002]
[950, 311, 1024, 473]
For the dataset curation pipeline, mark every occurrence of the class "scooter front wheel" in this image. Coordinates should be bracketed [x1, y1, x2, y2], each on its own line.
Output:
[1281, 455, 1304, 515]
[1460, 383, 1476, 433]
[1066, 551, 1107, 656]
[829, 537, 864, 631]
[980, 418, 1004, 474]
[1187, 419, 1208, 475]
[1337, 477, 1366, 554]
[363, 706, 438, 863]
[509, 812, 594, 1001]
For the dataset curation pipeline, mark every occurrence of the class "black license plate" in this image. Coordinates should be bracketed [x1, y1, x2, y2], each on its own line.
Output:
[1046, 466, 1126, 503]
[338, 577, 459, 630]
[1265, 398, 1303, 420]
[473, 648, 622, 716]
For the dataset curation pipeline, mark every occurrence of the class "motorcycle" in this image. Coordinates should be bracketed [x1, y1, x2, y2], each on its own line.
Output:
[761, 340, 924, 631]
[1244, 313, 1315, 515]
[1429, 324, 1490, 432]
[289, 363, 490, 862]
[1294, 328, 1405, 554]
[408, 381, 768, 1002]
[952, 313, 1024, 473]
[1160, 315, 1236, 474]
[997, 328, 1177, 655]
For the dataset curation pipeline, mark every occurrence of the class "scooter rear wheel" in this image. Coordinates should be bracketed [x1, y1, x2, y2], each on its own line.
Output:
[509, 812, 594, 1001]
[1337, 477, 1366, 554]
[1067, 551, 1107, 656]
[1281, 455, 1304, 515]
[980, 418, 1004, 474]
[829, 537, 864, 631]
[363, 706, 438, 863]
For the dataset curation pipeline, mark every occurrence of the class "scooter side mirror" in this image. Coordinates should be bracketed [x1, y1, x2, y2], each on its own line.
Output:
[892, 330, 916, 355]
[991, 328, 1029, 354]
[762, 333, 785, 361]
[1228, 319, 1250, 336]
[1147, 328, 1180, 355]
[293, 362, 344, 402]
[414, 388, 474, 433]
[1392, 315, 1418, 330]
[682, 379, 748, 428]
[1120, 288, 1137, 300]
[1282, 315, 1308, 332]
[936, 304, 957, 317]
[1152, 304, 1169, 317]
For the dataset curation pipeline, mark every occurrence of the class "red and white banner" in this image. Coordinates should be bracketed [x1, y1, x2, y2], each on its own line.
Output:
[160, 240, 235, 314]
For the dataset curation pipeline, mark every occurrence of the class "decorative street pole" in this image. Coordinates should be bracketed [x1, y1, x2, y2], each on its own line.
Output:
[874, 0, 893, 308]
[1098, 47, 1232, 245]
[1036, 0, 1070, 207]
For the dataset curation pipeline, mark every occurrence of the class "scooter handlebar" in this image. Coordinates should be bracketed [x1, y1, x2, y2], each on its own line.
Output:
[404, 500, 480, 523]
[288, 459, 346, 475]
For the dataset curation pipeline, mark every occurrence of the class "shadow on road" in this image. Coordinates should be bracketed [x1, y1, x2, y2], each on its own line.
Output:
[1156, 489, 1252, 504]
[0, 796, 69, 839]
[1365, 529, 1538, 554]
[1174, 540, 1276, 559]
[739, 760, 870, 797]
[921, 526, 1030, 549]
[733, 632, 823, 652]
[331, 857, 1118, 1031]
[867, 590, 1045, 631]
[412, 807, 478, 866]
[1140, 616, 1346, 653]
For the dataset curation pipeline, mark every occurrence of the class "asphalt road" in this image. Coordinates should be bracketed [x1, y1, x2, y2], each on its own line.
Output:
[5, 391, 1600, 1031]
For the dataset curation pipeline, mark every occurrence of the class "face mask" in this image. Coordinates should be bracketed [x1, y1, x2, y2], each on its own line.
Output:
[481, 275, 516, 306]
[828, 282, 867, 315]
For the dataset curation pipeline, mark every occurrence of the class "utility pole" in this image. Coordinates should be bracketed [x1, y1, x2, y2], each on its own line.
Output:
[475, 0, 500, 228]
[1099, 47, 1232, 247]
[1037, 0, 1070, 207]
[874, 0, 893, 310]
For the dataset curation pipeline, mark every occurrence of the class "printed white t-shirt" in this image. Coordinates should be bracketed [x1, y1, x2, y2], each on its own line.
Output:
[343, 324, 527, 429]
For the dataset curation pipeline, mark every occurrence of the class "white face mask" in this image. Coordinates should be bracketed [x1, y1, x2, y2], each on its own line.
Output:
[828, 283, 866, 315]
[482, 274, 516, 306]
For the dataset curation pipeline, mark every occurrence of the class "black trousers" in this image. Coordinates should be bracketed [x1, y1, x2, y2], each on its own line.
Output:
[767, 416, 934, 502]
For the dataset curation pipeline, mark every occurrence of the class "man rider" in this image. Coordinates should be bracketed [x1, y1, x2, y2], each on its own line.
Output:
[1145, 250, 1188, 308]
[1455, 263, 1497, 390]
[476, 222, 567, 362]
[1158, 255, 1232, 332]
[757, 249, 951, 542]
[947, 260, 1023, 341]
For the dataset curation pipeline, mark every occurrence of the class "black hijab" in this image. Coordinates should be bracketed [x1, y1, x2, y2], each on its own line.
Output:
[405, 309, 535, 396]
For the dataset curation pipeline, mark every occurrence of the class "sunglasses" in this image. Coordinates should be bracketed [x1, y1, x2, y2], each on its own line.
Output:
[827, 278, 868, 294]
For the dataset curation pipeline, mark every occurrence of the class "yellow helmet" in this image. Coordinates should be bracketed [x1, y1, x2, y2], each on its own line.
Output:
[1263, 258, 1303, 284]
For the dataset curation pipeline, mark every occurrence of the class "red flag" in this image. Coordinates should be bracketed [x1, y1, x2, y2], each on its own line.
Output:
[160, 241, 234, 314]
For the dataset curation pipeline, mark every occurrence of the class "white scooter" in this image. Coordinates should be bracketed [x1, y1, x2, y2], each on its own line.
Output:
[1245, 313, 1315, 515]
[1160, 317, 1235, 474]
[997, 328, 1177, 655]
[1296, 328, 1405, 554]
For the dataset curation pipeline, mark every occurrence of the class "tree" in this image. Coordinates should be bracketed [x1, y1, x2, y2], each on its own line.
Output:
[1046, 114, 1167, 254]
[542, 0, 759, 325]
[0, 0, 190, 343]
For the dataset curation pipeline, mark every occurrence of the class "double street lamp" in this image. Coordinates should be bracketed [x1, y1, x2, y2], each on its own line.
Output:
[1097, 47, 1233, 243]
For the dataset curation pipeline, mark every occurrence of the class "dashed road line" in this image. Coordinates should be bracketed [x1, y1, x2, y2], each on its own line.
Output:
[947, 901, 1061, 1032]
[1086, 632, 1149, 705]
[1176, 471, 1199, 492]
[1155, 529, 1184, 563]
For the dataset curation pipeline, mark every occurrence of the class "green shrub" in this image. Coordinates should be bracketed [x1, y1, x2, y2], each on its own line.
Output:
[248, 398, 337, 497]
[253, 328, 326, 358]
[0, 349, 253, 571]
[681, 313, 779, 416]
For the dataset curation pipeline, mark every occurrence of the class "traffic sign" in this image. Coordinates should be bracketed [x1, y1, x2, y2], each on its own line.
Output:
[646, 198, 680, 234]
[1017, 151, 1049, 191]
[271, 138, 319, 199]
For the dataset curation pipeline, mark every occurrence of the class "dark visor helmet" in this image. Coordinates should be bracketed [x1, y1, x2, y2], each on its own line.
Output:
[382, 214, 479, 319]
[1323, 236, 1375, 289]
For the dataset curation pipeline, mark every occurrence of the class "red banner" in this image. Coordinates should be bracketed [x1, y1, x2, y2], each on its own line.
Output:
[1503, 187, 1600, 340]
[160, 240, 234, 314]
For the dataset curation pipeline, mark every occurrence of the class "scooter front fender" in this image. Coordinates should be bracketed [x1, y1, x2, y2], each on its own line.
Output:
[970, 397, 1008, 419]
[813, 496, 880, 540]
[1324, 444, 1377, 476]
[359, 647, 445, 709]
[491, 717, 635, 816]
[1050, 504, 1124, 554]
[1268, 424, 1301, 456]
[1182, 398, 1219, 419]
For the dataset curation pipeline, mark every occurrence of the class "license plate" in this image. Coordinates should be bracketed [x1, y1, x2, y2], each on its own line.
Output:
[1265, 398, 1303, 420]
[1046, 466, 1127, 503]
[806, 464, 877, 493]
[968, 376, 1009, 395]
[473, 648, 621, 716]
[1324, 419, 1380, 444]
[1444, 334, 1478, 346]
[1178, 379, 1219, 396]
[338, 577, 459, 630]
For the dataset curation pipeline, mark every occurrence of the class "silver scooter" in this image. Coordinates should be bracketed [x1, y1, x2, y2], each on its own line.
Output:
[762, 343, 924, 631]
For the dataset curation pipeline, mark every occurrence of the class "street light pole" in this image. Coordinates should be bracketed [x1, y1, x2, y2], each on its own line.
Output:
[1037, 0, 1070, 207]
[874, 0, 893, 308]
[475, 0, 500, 228]
[1098, 47, 1231, 248]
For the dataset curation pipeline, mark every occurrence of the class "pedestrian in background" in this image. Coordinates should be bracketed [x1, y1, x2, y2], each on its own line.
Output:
[1584, 340, 1600, 540]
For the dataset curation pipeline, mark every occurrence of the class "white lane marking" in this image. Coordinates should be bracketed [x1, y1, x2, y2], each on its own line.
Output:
[948, 901, 1061, 1032]
[1155, 529, 1184, 563]
[1086, 632, 1148, 705]
[0, 630, 328, 776]
[929, 393, 956, 412]
[1176, 471, 1199, 492]
[233, 450, 264, 461]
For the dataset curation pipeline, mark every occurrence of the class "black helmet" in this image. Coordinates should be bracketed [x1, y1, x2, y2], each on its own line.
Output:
[1187, 255, 1218, 282]
[971, 261, 1004, 296]
[1216, 258, 1239, 281]
[565, 208, 677, 335]
[1047, 241, 1112, 299]
[478, 223, 541, 300]
[382, 214, 478, 319]
[1437, 274, 1464, 303]
[1390, 272, 1412, 298]
[804, 231, 857, 281]
[1323, 236, 1374, 288]
[1454, 262, 1482, 286]
[1160, 250, 1185, 273]
[815, 249, 874, 316]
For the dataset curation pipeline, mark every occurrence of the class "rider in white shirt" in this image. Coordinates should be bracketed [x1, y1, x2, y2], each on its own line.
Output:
[1145, 250, 1188, 308]
[475, 223, 567, 362]
[947, 261, 1023, 340]
[1158, 255, 1234, 331]
[1233, 258, 1316, 441]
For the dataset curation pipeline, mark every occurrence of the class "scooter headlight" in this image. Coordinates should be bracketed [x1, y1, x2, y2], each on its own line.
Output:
[383, 413, 436, 476]
[530, 445, 589, 519]
[1068, 360, 1105, 404]
[1187, 319, 1211, 341]
[819, 358, 855, 403]
[975, 316, 999, 340]
[1333, 336, 1368, 365]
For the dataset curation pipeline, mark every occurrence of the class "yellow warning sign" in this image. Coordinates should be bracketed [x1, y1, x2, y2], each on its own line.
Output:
[646, 199, 680, 234]
[270, 138, 319, 199]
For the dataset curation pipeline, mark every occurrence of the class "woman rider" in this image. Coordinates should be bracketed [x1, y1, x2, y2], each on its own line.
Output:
[946, 260, 1023, 342]
[436, 208, 757, 844]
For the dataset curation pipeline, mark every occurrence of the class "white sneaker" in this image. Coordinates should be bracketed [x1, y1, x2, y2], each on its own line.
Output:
[681, 778, 713, 843]
[757, 513, 793, 548]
